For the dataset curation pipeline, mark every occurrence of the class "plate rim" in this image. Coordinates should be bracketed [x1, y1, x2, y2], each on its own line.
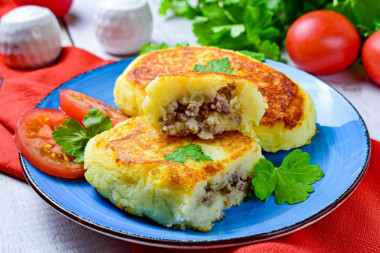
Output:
[21, 58, 371, 249]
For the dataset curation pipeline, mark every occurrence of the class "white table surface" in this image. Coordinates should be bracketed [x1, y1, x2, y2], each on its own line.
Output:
[1, 0, 380, 252]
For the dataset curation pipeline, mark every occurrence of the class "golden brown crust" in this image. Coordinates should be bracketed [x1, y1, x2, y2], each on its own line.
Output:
[126, 46, 304, 129]
[157, 70, 252, 82]
[94, 116, 257, 193]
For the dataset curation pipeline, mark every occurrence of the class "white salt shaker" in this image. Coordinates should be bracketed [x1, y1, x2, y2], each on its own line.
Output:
[94, 0, 152, 55]
[0, 5, 62, 69]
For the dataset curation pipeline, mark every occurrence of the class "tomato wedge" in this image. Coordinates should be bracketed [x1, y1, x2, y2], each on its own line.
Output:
[59, 89, 128, 126]
[15, 109, 85, 178]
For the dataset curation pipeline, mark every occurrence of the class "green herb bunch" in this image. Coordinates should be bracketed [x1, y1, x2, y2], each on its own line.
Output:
[158, 0, 380, 61]
[52, 108, 112, 163]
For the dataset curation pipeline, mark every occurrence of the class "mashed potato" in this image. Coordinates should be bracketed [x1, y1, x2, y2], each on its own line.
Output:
[142, 72, 268, 139]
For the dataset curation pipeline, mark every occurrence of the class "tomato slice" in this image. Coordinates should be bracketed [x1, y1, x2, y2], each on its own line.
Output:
[15, 109, 85, 178]
[59, 89, 128, 127]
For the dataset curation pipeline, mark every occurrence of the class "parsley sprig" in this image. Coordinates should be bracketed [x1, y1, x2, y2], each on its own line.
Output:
[252, 149, 324, 205]
[159, 0, 380, 63]
[140, 41, 189, 55]
[164, 144, 213, 163]
[194, 57, 233, 73]
[52, 108, 112, 163]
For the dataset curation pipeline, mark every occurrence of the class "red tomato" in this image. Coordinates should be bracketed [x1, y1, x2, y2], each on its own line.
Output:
[59, 89, 128, 127]
[14, 0, 73, 17]
[362, 30, 380, 87]
[15, 109, 85, 178]
[285, 10, 360, 75]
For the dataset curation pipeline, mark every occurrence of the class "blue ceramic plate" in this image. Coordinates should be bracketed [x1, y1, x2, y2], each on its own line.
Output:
[21, 58, 370, 249]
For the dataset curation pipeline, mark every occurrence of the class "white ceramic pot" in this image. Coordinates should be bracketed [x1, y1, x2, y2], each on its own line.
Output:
[94, 0, 152, 55]
[0, 5, 62, 69]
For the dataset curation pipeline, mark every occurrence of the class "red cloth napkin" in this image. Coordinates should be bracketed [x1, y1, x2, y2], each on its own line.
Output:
[0, 46, 113, 179]
[131, 139, 380, 253]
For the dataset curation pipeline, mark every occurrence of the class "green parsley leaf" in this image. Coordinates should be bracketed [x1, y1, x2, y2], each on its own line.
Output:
[252, 149, 324, 205]
[282, 0, 330, 24]
[256, 39, 286, 63]
[139, 42, 169, 55]
[53, 119, 89, 163]
[194, 57, 233, 73]
[243, 4, 281, 41]
[52, 108, 112, 163]
[189, 1, 286, 61]
[159, 0, 172, 15]
[239, 50, 266, 62]
[326, 0, 380, 37]
[164, 144, 213, 163]
[159, 0, 199, 19]
[211, 24, 246, 39]
[82, 108, 112, 137]
[140, 41, 189, 55]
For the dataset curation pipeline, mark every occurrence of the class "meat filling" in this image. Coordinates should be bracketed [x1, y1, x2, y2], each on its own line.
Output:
[199, 171, 249, 207]
[161, 84, 241, 138]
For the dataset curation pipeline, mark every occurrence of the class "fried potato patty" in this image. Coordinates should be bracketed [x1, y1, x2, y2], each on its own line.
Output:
[84, 116, 263, 231]
[114, 46, 317, 152]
